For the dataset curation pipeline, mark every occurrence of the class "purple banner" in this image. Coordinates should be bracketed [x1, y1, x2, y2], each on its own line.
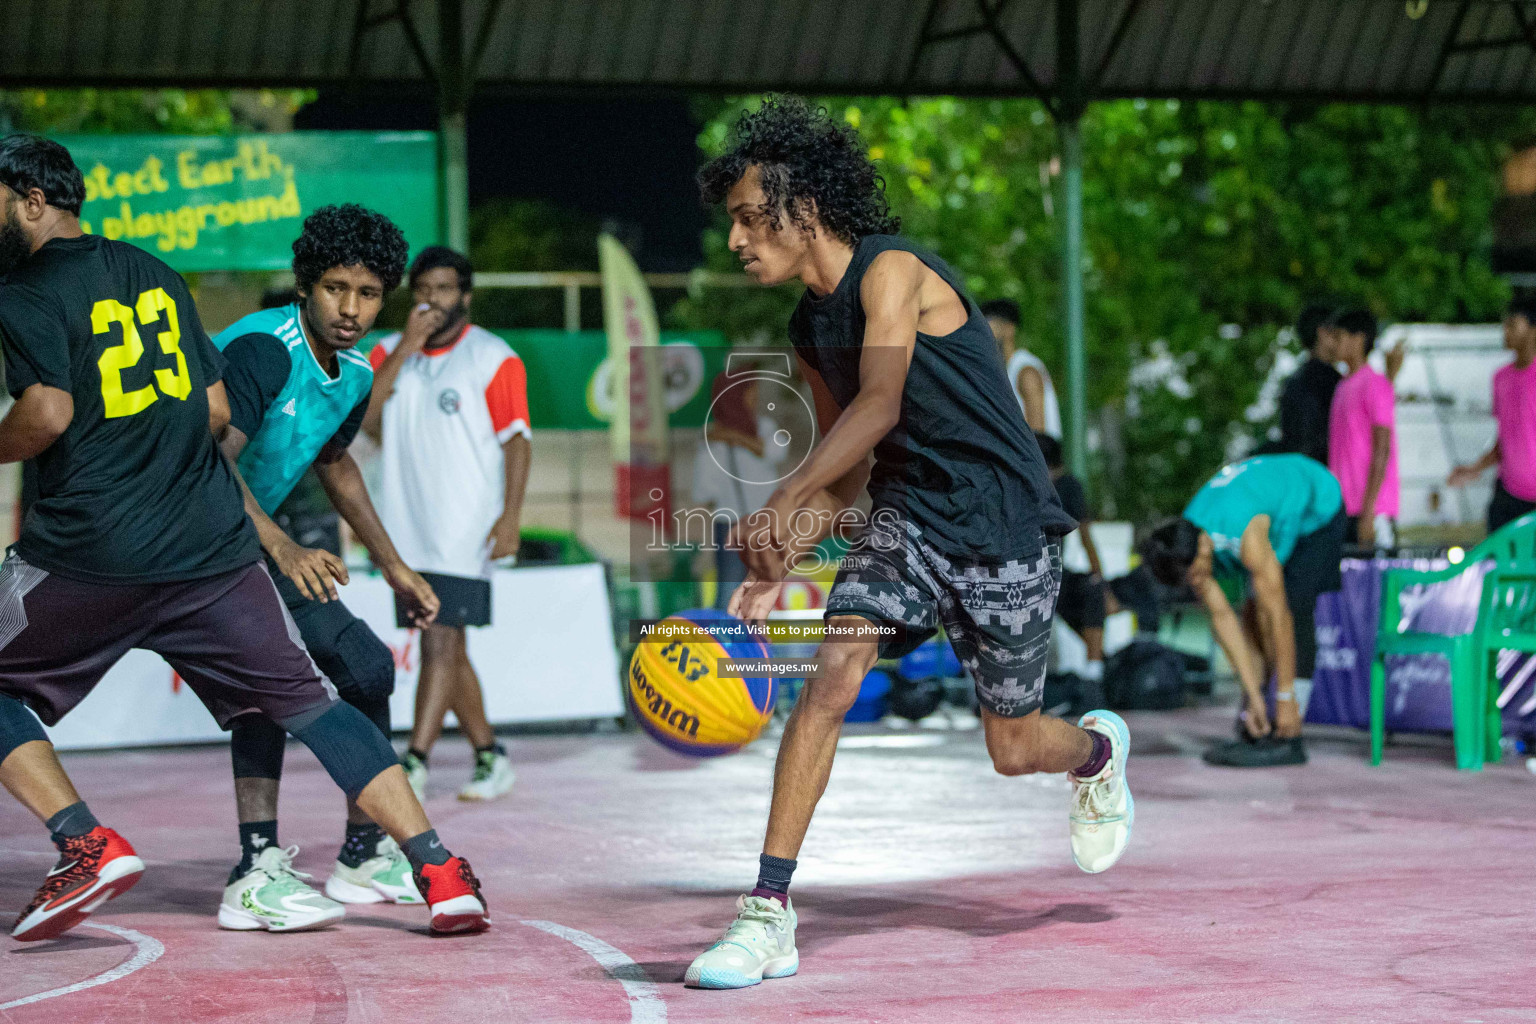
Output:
[1311, 557, 1536, 734]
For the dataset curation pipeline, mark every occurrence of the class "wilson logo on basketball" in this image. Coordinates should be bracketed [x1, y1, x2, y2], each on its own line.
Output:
[629, 657, 702, 737]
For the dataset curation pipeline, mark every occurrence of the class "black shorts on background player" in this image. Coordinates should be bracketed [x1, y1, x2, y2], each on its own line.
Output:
[1058, 570, 1108, 637]
[397, 572, 490, 629]
[1049, 469, 1108, 637]
[1282, 509, 1347, 679]
[1488, 477, 1536, 533]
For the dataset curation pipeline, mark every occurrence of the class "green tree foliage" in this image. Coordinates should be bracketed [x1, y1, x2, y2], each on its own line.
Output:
[0, 89, 310, 136]
[681, 96, 1536, 519]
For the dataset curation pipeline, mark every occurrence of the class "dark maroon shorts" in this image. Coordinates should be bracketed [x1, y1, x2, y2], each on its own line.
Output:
[0, 553, 337, 728]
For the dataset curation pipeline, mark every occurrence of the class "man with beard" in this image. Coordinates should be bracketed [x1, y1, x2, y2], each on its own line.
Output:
[0, 136, 488, 941]
[211, 205, 443, 930]
[364, 246, 531, 802]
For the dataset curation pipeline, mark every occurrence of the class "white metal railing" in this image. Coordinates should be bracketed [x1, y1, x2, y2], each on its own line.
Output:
[472, 270, 756, 333]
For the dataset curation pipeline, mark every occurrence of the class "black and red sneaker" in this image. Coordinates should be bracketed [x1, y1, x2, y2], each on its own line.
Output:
[12, 827, 144, 942]
[414, 856, 490, 935]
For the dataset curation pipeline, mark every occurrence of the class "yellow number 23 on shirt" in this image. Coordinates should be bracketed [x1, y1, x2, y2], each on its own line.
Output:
[93, 287, 192, 419]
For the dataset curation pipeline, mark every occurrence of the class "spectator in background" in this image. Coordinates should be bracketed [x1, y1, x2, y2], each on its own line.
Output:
[692, 368, 786, 609]
[1143, 455, 1347, 768]
[1328, 309, 1398, 549]
[982, 298, 1061, 440]
[364, 246, 532, 803]
[1448, 294, 1536, 532]
[1038, 436, 1107, 685]
[1275, 303, 1341, 464]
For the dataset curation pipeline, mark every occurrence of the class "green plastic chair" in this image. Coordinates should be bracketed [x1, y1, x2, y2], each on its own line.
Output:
[1371, 510, 1536, 770]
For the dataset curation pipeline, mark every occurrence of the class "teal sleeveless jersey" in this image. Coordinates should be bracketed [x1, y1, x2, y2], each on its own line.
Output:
[211, 303, 374, 514]
[1183, 454, 1343, 569]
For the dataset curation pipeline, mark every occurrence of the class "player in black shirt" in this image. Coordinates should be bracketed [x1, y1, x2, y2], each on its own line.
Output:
[682, 97, 1134, 989]
[0, 135, 487, 941]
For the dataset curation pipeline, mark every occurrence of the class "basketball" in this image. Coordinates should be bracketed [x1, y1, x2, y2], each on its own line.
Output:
[628, 609, 777, 756]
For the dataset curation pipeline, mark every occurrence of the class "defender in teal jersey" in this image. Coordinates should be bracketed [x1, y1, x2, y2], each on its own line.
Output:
[1143, 455, 1347, 768]
[210, 207, 449, 931]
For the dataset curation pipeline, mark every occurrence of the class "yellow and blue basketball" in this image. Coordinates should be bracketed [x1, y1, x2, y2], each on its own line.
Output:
[628, 609, 777, 757]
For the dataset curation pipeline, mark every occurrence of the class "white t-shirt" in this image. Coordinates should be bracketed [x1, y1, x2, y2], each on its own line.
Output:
[691, 416, 786, 520]
[1006, 348, 1062, 440]
[370, 324, 530, 579]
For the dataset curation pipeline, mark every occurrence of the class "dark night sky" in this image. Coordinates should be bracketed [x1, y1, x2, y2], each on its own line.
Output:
[296, 93, 707, 272]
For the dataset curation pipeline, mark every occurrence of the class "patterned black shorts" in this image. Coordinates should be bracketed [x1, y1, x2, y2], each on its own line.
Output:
[824, 516, 1061, 718]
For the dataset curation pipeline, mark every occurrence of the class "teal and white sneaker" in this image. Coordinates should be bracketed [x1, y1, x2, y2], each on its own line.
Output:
[325, 835, 423, 905]
[458, 749, 515, 802]
[1069, 709, 1134, 874]
[684, 895, 799, 989]
[401, 751, 428, 802]
[218, 846, 346, 932]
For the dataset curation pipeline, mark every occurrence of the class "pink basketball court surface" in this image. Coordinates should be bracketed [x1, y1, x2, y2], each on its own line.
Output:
[3, 707, 1532, 1023]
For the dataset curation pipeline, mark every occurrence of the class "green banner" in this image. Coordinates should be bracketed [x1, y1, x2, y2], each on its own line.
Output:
[56, 131, 440, 273]
[361, 329, 729, 429]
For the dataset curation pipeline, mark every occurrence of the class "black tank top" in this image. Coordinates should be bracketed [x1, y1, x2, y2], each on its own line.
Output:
[788, 234, 1075, 563]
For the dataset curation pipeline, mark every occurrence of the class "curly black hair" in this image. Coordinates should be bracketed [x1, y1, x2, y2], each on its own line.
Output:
[291, 204, 409, 293]
[699, 95, 899, 245]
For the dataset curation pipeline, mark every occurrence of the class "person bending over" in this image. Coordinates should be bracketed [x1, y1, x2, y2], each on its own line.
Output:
[1143, 454, 1346, 768]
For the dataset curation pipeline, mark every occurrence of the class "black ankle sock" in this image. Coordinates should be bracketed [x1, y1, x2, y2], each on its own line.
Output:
[1072, 730, 1112, 778]
[401, 829, 451, 873]
[46, 801, 99, 845]
[236, 820, 279, 875]
[752, 853, 797, 900]
[339, 822, 386, 869]
[474, 741, 505, 757]
[405, 747, 430, 766]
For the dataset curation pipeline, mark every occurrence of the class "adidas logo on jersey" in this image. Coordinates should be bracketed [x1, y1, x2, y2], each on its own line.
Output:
[281, 399, 297, 416]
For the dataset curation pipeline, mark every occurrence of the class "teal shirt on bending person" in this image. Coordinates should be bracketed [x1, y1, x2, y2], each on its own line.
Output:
[1182, 455, 1343, 570]
[211, 302, 374, 515]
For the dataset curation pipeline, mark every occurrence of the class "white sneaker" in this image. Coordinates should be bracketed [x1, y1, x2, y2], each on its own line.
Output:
[1069, 710, 1134, 874]
[684, 895, 799, 989]
[401, 752, 428, 801]
[219, 846, 346, 932]
[458, 750, 515, 802]
[325, 835, 423, 904]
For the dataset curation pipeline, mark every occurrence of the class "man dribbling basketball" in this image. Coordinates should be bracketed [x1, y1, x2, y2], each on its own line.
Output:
[684, 97, 1135, 989]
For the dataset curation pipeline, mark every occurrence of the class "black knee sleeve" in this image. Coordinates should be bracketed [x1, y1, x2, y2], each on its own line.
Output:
[348, 691, 392, 739]
[319, 621, 396, 705]
[230, 713, 287, 781]
[0, 694, 47, 766]
[279, 701, 397, 801]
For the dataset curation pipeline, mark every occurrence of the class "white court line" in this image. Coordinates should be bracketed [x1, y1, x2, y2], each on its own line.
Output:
[520, 919, 666, 1024]
[1, 922, 164, 1010]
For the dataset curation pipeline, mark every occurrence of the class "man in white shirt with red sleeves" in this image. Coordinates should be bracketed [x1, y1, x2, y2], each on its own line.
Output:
[365, 246, 531, 803]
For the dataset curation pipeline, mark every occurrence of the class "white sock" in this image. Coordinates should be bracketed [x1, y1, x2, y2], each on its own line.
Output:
[1083, 660, 1104, 682]
[1293, 678, 1313, 717]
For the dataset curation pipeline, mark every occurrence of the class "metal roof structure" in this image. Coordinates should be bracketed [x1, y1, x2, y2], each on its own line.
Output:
[6, 0, 1536, 104]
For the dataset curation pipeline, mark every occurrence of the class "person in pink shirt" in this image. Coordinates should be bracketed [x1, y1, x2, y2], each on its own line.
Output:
[1449, 295, 1536, 531]
[1328, 309, 1398, 547]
